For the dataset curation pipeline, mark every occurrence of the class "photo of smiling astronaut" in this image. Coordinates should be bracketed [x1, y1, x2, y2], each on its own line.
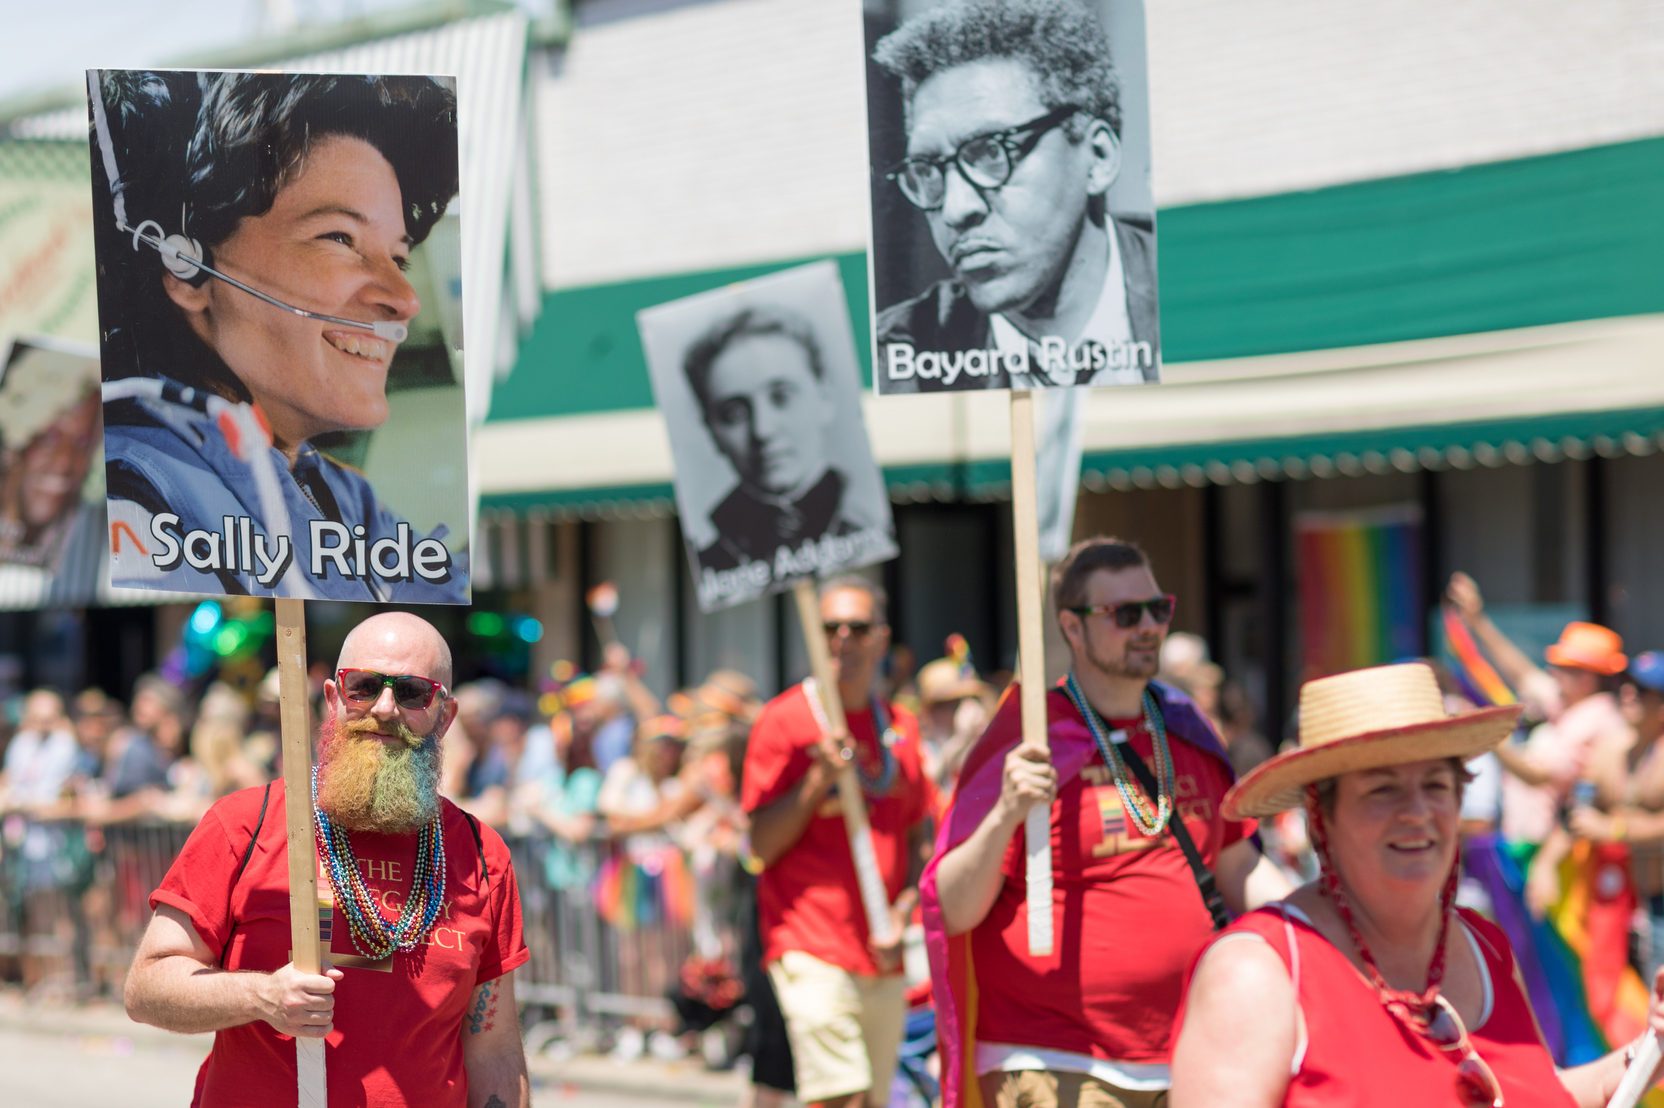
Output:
[638, 261, 898, 613]
[864, 0, 1161, 395]
[87, 69, 470, 602]
[0, 338, 102, 571]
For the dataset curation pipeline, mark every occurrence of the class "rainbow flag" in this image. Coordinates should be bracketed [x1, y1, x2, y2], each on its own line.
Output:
[594, 845, 694, 932]
[1446, 612, 1657, 1088]
[1440, 606, 1516, 707]
[1465, 835, 1660, 1099]
[1295, 508, 1422, 679]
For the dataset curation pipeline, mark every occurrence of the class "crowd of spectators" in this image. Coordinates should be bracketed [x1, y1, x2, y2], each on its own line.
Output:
[6, 572, 1664, 1081]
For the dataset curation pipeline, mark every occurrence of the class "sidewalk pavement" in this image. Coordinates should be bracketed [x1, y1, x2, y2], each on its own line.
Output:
[0, 991, 749, 1105]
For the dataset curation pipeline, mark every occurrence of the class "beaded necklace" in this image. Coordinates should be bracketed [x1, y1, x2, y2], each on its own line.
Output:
[1063, 674, 1174, 836]
[1305, 785, 1456, 1026]
[802, 679, 898, 796]
[312, 765, 447, 959]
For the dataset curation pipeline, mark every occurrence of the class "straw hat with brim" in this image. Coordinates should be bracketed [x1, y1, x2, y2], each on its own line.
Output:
[917, 659, 988, 706]
[1223, 662, 1520, 820]
[1544, 621, 1627, 676]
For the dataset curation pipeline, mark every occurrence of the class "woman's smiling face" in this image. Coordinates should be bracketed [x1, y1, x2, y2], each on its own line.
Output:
[166, 134, 421, 454]
[1327, 759, 1462, 897]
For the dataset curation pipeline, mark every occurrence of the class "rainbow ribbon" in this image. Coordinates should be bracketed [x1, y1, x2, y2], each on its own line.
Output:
[1441, 606, 1517, 706]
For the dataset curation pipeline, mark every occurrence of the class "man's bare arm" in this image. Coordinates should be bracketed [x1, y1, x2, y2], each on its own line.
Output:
[935, 746, 1055, 936]
[1631, 741, 1664, 811]
[1446, 573, 1550, 699]
[1216, 838, 1294, 917]
[1525, 823, 1574, 918]
[1571, 804, 1664, 844]
[125, 903, 341, 1036]
[462, 973, 530, 1108]
[1492, 740, 1558, 788]
[748, 733, 843, 868]
[869, 813, 935, 970]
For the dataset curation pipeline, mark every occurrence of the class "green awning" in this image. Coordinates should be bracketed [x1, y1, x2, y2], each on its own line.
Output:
[490, 136, 1664, 424]
[479, 138, 1664, 518]
[480, 404, 1664, 520]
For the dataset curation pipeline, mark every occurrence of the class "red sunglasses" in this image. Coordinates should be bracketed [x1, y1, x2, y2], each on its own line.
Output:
[336, 668, 448, 711]
[1069, 594, 1177, 629]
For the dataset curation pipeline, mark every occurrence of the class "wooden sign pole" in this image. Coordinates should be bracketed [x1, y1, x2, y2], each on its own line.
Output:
[275, 598, 327, 1107]
[1609, 1033, 1662, 1108]
[792, 579, 899, 947]
[1009, 392, 1054, 957]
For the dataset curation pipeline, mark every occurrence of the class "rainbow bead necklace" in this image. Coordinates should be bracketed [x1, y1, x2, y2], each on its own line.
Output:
[312, 766, 447, 959]
[1063, 674, 1174, 836]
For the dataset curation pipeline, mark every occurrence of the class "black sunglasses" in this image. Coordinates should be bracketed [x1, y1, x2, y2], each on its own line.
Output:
[1069, 594, 1177, 629]
[885, 104, 1081, 211]
[823, 620, 875, 639]
[336, 668, 448, 710]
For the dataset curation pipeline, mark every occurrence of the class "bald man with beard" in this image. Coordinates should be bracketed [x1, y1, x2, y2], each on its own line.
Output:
[125, 612, 531, 1108]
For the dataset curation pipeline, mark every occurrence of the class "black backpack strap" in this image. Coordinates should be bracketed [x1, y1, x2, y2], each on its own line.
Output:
[1114, 740, 1232, 931]
[219, 782, 273, 964]
[462, 810, 489, 888]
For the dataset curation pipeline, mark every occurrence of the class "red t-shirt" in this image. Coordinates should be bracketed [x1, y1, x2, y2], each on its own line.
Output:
[972, 709, 1251, 1063]
[1177, 907, 1574, 1106]
[742, 685, 932, 975]
[150, 782, 530, 1108]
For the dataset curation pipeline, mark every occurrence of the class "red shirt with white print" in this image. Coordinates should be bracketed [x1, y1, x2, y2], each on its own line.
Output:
[971, 699, 1252, 1064]
[742, 684, 933, 976]
[150, 781, 528, 1107]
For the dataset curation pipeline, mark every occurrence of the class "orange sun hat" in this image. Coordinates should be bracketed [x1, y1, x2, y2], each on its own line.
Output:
[1543, 621, 1627, 676]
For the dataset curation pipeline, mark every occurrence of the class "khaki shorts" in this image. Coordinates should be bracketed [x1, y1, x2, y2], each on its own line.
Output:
[767, 950, 906, 1105]
[978, 1070, 1168, 1108]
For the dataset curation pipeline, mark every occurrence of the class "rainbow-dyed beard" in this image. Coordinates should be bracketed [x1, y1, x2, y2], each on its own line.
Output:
[315, 711, 441, 833]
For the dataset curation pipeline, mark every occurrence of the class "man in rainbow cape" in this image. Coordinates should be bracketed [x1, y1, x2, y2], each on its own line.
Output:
[921, 537, 1290, 1108]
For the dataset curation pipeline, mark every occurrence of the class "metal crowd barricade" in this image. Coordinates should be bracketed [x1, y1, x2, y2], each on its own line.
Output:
[0, 815, 701, 1043]
[502, 832, 694, 1049]
[0, 816, 193, 998]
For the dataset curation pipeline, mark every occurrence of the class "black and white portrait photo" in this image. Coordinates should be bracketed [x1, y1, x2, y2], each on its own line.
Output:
[864, 0, 1161, 394]
[638, 261, 898, 612]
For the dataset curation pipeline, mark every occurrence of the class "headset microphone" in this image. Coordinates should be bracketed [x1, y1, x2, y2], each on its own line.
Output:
[87, 72, 409, 346]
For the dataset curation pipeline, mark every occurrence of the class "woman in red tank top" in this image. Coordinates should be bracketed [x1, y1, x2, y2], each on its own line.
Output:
[1169, 663, 1664, 1107]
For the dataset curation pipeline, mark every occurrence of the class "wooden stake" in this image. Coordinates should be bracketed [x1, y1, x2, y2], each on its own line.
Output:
[1009, 391, 1054, 957]
[275, 598, 327, 1107]
[1609, 1032, 1662, 1108]
[792, 579, 898, 946]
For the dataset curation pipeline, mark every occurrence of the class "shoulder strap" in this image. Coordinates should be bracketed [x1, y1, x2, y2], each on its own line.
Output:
[219, 782, 273, 964]
[1115, 740, 1231, 930]
[462, 809, 490, 888]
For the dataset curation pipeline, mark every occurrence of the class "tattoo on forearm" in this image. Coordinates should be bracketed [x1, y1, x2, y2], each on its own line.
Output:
[482, 1096, 506, 1108]
[466, 979, 498, 1036]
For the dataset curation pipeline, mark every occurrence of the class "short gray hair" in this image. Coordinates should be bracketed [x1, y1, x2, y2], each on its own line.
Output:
[819, 574, 888, 626]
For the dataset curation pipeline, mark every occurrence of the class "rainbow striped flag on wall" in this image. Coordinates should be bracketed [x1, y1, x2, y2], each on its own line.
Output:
[1295, 507, 1422, 679]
